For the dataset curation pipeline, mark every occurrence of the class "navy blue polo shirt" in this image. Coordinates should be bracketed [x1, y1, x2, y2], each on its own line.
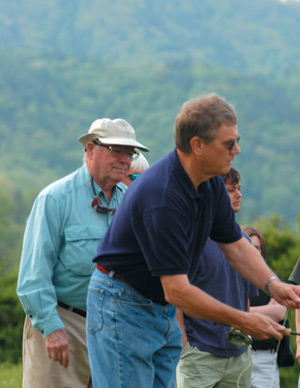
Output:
[185, 233, 258, 357]
[94, 148, 242, 304]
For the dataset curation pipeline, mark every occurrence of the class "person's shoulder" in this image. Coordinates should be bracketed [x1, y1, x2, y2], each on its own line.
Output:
[129, 152, 173, 192]
[241, 230, 251, 243]
[39, 166, 83, 197]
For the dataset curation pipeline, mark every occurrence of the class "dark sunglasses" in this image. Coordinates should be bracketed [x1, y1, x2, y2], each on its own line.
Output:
[88, 176, 116, 215]
[128, 174, 140, 181]
[226, 135, 241, 151]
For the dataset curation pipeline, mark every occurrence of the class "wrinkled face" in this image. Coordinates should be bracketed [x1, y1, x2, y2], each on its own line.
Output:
[225, 178, 242, 213]
[250, 235, 262, 254]
[86, 142, 134, 185]
[201, 124, 241, 176]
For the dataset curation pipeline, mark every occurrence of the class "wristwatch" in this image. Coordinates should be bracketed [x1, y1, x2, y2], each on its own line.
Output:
[264, 276, 280, 296]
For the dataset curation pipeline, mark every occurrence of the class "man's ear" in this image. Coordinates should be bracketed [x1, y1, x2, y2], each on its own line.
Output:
[190, 136, 205, 156]
[85, 142, 95, 159]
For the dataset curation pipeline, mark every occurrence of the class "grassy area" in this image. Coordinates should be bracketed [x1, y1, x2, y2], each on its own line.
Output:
[0, 363, 22, 388]
[0, 360, 298, 387]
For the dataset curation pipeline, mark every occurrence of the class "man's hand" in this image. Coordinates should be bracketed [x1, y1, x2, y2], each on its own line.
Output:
[240, 312, 286, 341]
[269, 280, 300, 310]
[45, 328, 69, 368]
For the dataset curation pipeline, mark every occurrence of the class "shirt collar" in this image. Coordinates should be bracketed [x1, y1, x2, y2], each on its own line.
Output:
[170, 148, 211, 199]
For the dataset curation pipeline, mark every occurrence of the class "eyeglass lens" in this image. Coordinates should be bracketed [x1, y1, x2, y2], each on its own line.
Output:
[93, 141, 139, 160]
[228, 136, 241, 151]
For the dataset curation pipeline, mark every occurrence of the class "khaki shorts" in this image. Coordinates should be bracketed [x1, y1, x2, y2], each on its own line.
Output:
[176, 342, 252, 388]
[22, 306, 92, 388]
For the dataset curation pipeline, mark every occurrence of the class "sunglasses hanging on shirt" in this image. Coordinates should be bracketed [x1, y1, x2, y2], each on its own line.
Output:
[88, 175, 116, 215]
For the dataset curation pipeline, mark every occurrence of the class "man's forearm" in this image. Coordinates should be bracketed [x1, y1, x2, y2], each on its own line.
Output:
[250, 301, 286, 322]
[161, 273, 298, 341]
[218, 237, 276, 292]
[162, 274, 249, 329]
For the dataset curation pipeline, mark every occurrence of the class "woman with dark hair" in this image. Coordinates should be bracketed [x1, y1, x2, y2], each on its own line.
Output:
[242, 226, 286, 388]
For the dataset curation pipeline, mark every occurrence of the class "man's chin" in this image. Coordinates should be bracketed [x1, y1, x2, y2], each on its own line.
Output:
[112, 174, 126, 183]
[221, 165, 232, 175]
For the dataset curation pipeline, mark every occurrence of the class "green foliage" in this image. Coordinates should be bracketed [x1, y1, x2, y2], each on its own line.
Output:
[247, 215, 300, 282]
[0, 188, 26, 365]
[0, 272, 24, 364]
[0, 363, 22, 388]
[0, 183, 24, 272]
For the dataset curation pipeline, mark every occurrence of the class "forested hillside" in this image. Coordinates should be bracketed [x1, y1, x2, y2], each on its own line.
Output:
[1, 52, 300, 223]
[0, 0, 300, 225]
[2, 0, 300, 74]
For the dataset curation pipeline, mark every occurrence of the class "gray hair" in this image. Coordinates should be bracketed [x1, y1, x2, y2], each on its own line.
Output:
[128, 153, 149, 175]
[83, 142, 100, 164]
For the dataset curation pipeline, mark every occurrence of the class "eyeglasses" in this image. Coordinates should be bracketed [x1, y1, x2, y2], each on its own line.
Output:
[128, 174, 140, 181]
[93, 140, 139, 161]
[88, 176, 116, 215]
[225, 136, 241, 151]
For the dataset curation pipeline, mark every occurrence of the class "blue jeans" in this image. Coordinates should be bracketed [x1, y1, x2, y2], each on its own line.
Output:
[86, 268, 182, 388]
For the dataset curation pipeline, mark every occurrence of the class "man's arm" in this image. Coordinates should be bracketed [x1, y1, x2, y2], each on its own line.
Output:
[218, 236, 300, 310]
[161, 273, 297, 341]
[250, 299, 286, 322]
[17, 194, 70, 367]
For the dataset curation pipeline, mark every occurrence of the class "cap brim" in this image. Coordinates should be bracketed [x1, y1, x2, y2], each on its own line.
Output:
[78, 133, 100, 147]
[78, 134, 150, 152]
[99, 137, 149, 152]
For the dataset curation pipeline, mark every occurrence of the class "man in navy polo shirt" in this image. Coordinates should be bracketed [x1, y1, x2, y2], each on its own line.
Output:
[86, 94, 300, 388]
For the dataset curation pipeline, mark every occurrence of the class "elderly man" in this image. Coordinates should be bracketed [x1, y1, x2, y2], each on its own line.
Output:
[17, 118, 149, 388]
[86, 94, 300, 388]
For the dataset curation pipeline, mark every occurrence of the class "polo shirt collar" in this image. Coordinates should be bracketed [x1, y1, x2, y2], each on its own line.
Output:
[170, 148, 212, 199]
